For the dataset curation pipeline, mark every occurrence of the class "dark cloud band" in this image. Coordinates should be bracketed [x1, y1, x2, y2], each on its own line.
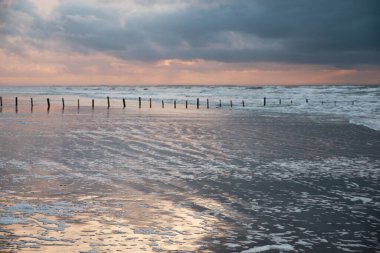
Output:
[1, 0, 379, 67]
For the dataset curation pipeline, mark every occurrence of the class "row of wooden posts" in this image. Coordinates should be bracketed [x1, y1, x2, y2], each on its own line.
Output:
[0, 96, 354, 111]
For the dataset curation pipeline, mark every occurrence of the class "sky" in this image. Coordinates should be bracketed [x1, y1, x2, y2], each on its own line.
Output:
[0, 0, 379, 86]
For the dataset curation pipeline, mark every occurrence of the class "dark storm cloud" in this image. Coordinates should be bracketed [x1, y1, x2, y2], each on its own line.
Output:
[1, 0, 380, 66]
[0, 0, 12, 23]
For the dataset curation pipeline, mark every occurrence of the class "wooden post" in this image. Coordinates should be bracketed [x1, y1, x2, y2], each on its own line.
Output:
[306, 98, 309, 103]
[334, 101, 336, 106]
[321, 101, 324, 105]
[92, 99, 94, 109]
[291, 100, 293, 105]
[15, 97, 18, 112]
[107, 96, 110, 108]
[230, 100, 232, 107]
[77, 99, 80, 109]
[242, 100, 245, 107]
[150, 98, 152, 108]
[62, 98, 65, 110]
[174, 100, 176, 109]
[0, 96, 2, 107]
[139, 97, 141, 108]
[31, 98, 33, 109]
[162, 100, 164, 108]
[279, 99, 281, 105]
[123, 98, 126, 108]
[186, 100, 188, 109]
[207, 99, 209, 109]
[219, 99, 222, 108]
[47, 98, 50, 110]
[197, 98, 199, 109]
[264, 97, 266, 106]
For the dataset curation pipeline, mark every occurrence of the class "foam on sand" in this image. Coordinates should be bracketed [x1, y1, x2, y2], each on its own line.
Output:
[242, 244, 294, 252]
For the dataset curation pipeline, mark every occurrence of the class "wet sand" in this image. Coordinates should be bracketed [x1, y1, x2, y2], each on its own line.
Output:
[0, 100, 379, 252]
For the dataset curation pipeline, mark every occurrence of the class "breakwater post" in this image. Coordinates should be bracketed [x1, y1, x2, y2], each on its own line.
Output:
[2, 96, 354, 112]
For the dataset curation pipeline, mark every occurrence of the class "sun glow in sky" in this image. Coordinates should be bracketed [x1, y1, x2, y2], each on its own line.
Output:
[0, 0, 379, 85]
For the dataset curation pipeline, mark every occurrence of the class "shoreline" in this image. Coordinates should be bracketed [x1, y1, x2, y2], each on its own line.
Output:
[1, 98, 379, 133]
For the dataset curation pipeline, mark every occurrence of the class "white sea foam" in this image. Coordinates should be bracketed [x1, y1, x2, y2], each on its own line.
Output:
[133, 228, 162, 235]
[0, 217, 29, 225]
[225, 243, 241, 248]
[241, 244, 294, 252]
[345, 196, 372, 204]
[296, 240, 313, 246]
[349, 117, 380, 131]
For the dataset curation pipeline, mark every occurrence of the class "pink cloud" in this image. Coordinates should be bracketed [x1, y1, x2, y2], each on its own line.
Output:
[1, 48, 379, 85]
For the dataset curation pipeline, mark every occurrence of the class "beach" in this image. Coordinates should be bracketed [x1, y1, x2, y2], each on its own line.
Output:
[1, 0, 379, 251]
[0, 87, 379, 252]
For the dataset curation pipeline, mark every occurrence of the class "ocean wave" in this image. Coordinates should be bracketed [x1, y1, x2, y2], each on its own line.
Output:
[0, 85, 378, 131]
[349, 117, 380, 131]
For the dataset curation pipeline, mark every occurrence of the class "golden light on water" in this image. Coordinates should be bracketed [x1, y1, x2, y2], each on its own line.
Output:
[1, 192, 223, 252]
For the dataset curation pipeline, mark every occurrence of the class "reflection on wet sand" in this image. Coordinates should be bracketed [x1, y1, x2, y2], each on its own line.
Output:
[1, 194, 220, 252]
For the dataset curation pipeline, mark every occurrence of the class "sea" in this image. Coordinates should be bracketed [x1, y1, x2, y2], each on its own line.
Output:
[0, 85, 379, 252]
[0, 85, 379, 131]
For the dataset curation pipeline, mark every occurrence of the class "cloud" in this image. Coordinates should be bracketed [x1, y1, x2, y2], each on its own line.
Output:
[2, 46, 379, 86]
[1, 0, 380, 68]
[0, 0, 13, 25]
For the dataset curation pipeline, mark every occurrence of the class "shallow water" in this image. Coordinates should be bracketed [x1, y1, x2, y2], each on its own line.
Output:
[0, 103, 379, 252]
